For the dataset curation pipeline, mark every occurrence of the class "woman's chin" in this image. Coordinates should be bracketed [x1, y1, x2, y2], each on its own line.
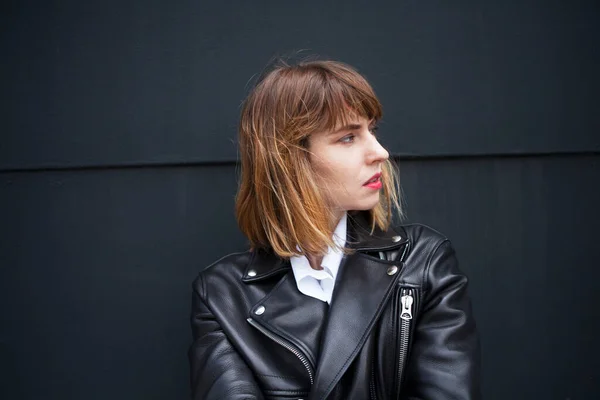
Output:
[352, 199, 380, 212]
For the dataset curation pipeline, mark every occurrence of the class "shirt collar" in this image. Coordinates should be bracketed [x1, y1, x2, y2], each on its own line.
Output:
[319, 213, 346, 279]
[290, 213, 347, 282]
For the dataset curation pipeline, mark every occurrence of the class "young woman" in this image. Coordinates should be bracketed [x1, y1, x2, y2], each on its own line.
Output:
[189, 60, 480, 399]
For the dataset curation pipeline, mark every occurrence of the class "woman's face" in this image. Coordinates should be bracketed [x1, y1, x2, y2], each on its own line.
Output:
[308, 115, 389, 219]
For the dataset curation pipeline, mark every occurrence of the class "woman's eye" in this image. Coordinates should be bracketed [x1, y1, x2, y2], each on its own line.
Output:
[339, 134, 355, 143]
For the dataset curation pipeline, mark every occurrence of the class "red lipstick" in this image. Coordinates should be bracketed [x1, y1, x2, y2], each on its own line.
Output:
[363, 173, 382, 189]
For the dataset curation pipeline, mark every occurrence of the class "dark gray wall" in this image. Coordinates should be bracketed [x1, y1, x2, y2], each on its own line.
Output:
[1, 1, 599, 399]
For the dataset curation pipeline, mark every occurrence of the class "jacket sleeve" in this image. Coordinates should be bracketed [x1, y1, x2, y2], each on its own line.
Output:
[402, 240, 481, 400]
[188, 275, 265, 400]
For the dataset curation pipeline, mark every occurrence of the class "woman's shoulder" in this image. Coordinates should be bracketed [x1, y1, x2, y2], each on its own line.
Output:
[394, 223, 458, 270]
[192, 250, 253, 292]
[395, 222, 450, 247]
[394, 223, 466, 289]
[205, 250, 254, 272]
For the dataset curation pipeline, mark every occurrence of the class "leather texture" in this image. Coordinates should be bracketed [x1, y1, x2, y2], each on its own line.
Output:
[189, 213, 481, 399]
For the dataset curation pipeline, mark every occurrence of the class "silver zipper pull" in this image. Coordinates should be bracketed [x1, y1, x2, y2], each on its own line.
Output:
[400, 289, 413, 321]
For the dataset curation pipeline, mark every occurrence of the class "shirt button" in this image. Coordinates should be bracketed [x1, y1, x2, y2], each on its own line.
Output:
[247, 269, 257, 277]
[392, 235, 402, 242]
[255, 306, 266, 315]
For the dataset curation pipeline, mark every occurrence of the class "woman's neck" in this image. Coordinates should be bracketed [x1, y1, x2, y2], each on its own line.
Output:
[306, 253, 324, 271]
[330, 209, 345, 229]
[306, 210, 346, 270]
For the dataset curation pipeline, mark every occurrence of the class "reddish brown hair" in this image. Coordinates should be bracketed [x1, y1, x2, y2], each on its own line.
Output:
[235, 60, 401, 258]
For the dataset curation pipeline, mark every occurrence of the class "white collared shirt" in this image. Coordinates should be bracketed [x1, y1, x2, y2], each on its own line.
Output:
[290, 213, 347, 304]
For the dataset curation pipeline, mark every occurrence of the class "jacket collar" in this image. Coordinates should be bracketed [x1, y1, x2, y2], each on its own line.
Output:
[242, 211, 408, 281]
[346, 211, 408, 251]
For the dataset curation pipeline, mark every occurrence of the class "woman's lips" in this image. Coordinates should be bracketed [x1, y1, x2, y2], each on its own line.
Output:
[364, 180, 383, 189]
[363, 173, 382, 189]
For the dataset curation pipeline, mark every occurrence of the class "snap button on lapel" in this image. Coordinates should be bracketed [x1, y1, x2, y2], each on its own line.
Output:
[392, 235, 402, 242]
[254, 306, 265, 315]
[387, 265, 398, 276]
[247, 269, 257, 277]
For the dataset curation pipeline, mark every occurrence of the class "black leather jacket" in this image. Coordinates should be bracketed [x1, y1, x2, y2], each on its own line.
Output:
[189, 214, 481, 399]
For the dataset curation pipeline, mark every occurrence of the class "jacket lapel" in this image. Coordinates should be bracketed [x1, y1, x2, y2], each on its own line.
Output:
[243, 250, 328, 370]
[249, 273, 328, 369]
[308, 251, 402, 400]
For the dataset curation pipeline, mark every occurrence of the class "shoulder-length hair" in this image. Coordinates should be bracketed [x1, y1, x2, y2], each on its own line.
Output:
[235, 59, 401, 258]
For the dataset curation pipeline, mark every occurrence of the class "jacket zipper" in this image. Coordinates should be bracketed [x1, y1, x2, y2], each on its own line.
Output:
[395, 288, 414, 399]
[370, 358, 377, 400]
[247, 317, 315, 385]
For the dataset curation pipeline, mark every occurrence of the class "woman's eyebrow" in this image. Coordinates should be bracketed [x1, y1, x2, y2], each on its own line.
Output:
[332, 123, 362, 134]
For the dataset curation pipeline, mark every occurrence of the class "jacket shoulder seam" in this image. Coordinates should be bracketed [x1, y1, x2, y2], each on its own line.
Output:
[423, 238, 451, 292]
[195, 250, 249, 303]
[398, 222, 449, 240]
[203, 250, 249, 272]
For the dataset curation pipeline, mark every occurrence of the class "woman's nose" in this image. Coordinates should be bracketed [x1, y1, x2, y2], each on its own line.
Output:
[367, 136, 389, 164]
